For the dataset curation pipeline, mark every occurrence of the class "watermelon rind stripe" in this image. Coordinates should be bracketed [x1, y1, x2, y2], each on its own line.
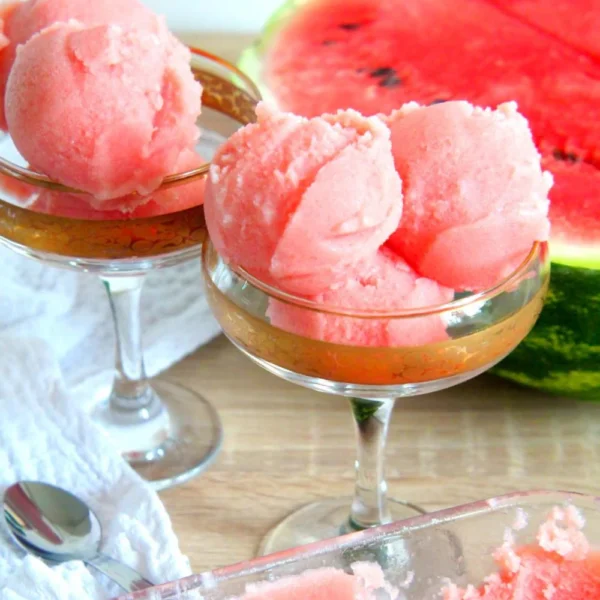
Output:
[491, 263, 600, 401]
[237, 45, 279, 107]
[550, 242, 600, 271]
[238, 0, 309, 105]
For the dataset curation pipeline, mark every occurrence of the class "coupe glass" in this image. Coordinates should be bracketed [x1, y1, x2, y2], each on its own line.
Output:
[203, 239, 550, 553]
[0, 48, 261, 490]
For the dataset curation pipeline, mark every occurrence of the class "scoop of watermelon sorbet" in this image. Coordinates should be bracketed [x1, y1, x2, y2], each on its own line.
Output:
[30, 149, 206, 219]
[445, 505, 599, 600]
[385, 100, 552, 292]
[0, 0, 162, 131]
[267, 247, 454, 347]
[204, 102, 403, 296]
[5, 19, 201, 204]
[240, 566, 376, 600]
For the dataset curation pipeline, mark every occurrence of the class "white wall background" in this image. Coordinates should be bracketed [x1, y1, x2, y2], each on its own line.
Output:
[140, 0, 283, 33]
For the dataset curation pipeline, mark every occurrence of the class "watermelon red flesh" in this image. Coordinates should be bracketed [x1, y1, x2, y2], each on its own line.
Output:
[542, 154, 599, 250]
[264, 0, 600, 155]
[263, 0, 600, 248]
[484, 0, 600, 62]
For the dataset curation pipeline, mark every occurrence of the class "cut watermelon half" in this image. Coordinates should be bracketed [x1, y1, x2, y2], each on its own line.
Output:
[240, 0, 600, 400]
[240, 0, 600, 262]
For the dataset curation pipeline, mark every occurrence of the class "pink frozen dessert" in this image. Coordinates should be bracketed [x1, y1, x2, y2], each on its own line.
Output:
[204, 99, 550, 347]
[204, 102, 403, 296]
[5, 18, 201, 204]
[241, 568, 371, 600]
[0, 0, 162, 130]
[30, 149, 206, 219]
[238, 563, 396, 600]
[385, 100, 552, 291]
[445, 505, 600, 600]
[267, 247, 453, 347]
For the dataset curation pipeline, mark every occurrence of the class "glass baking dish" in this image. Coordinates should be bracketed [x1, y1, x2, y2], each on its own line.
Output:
[115, 490, 600, 600]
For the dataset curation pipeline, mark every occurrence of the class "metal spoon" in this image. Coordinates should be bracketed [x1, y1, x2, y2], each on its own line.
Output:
[3, 481, 154, 592]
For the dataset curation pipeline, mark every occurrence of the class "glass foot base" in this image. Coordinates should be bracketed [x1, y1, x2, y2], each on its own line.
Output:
[92, 380, 223, 491]
[258, 496, 426, 556]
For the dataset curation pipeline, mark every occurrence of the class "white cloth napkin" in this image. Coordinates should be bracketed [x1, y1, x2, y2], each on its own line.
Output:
[0, 248, 223, 598]
[0, 337, 192, 599]
[0, 246, 221, 398]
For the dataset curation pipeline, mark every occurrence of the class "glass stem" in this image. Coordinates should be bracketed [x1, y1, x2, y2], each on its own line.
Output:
[101, 275, 160, 424]
[349, 397, 395, 530]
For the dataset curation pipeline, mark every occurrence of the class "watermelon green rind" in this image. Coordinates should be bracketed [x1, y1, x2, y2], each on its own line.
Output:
[551, 242, 600, 271]
[491, 263, 600, 401]
[237, 0, 301, 105]
[350, 398, 384, 423]
[237, 45, 279, 107]
[257, 0, 305, 50]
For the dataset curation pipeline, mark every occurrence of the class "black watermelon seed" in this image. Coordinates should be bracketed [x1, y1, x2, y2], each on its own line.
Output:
[339, 22, 362, 30]
[430, 98, 447, 105]
[553, 149, 579, 163]
[379, 74, 403, 88]
[322, 39, 336, 46]
[369, 67, 395, 78]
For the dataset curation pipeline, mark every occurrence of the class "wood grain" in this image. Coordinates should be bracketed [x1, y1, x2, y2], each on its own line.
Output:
[160, 32, 600, 575]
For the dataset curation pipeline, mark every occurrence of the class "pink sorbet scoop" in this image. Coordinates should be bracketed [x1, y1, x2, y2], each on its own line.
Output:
[0, 0, 163, 130]
[204, 102, 403, 295]
[5, 19, 201, 203]
[241, 567, 374, 600]
[267, 247, 453, 347]
[385, 100, 552, 291]
[445, 506, 600, 600]
[30, 149, 206, 219]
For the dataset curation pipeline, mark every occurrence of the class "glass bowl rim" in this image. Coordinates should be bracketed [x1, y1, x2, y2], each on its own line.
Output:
[204, 488, 597, 580]
[0, 46, 260, 195]
[203, 240, 548, 319]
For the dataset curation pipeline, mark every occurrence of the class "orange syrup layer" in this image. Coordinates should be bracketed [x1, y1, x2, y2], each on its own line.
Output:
[206, 278, 548, 387]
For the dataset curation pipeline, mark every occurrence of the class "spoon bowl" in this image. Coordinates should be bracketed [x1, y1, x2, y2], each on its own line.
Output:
[4, 480, 101, 561]
[3, 481, 153, 592]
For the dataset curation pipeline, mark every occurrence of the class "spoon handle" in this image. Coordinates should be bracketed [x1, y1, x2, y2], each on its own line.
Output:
[87, 554, 154, 592]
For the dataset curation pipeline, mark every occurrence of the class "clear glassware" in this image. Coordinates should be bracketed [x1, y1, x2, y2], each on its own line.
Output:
[116, 489, 597, 600]
[0, 48, 261, 490]
[202, 239, 550, 553]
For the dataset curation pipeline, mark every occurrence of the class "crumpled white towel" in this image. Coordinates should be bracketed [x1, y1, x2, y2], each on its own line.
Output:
[0, 337, 192, 599]
[0, 245, 221, 397]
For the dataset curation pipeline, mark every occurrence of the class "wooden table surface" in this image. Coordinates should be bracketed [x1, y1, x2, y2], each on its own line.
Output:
[161, 32, 600, 574]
